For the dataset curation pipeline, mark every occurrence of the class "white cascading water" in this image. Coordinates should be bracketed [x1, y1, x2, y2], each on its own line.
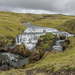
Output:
[15, 22, 74, 52]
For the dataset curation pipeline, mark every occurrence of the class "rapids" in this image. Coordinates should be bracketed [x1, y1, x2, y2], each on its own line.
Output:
[0, 22, 74, 70]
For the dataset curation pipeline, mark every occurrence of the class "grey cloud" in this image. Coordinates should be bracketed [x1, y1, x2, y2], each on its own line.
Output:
[0, 0, 75, 15]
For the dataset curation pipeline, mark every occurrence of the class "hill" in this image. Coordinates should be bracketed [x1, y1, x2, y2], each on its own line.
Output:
[32, 14, 75, 28]
[57, 19, 75, 34]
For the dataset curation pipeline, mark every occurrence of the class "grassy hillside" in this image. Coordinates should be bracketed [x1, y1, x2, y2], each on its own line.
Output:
[0, 11, 49, 44]
[57, 19, 75, 34]
[32, 14, 75, 28]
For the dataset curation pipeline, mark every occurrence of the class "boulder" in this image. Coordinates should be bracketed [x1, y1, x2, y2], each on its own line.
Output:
[22, 64, 26, 68]
[29, 48, 45, 63]
[9, 63, 13, 67]
[3, 61, 13, 67]
[0, 58, 2, 65]
[60, 35, 66, 40]
[10, 48, 14, 53]
[19, 55, 24, 59]
[21, 49, 31, 57]
[62, 39, 70, 50]
[14, 66, 19, 69]
[37, 38, 43, 46]
[3, 61, 7, 65]
[3, 67, 10, 71]
[0, 41, 9, 52]
[14, 66, 22, 69]
[10, 44, 31, 57]
[7, 61, 11, 66]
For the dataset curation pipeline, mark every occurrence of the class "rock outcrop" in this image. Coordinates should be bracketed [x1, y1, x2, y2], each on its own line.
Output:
[3, 67, 10, 71]
[60, 35, 66, 40]
[10, 44, 31, 57]
[0, 58, 2, 65]
[0, 41, 8, 52]
[62, 39, 70, 50]
[29, 47, 45, 63]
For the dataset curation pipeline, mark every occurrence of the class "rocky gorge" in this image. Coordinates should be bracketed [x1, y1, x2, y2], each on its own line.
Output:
[0, 22, 74, 71]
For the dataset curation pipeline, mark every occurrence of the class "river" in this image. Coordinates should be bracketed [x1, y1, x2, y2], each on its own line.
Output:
[0, 22, 74, 70]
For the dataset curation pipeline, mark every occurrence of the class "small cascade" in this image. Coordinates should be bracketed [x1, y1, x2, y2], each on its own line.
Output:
[15, 23, 59, 51]
[15, 22, 74, 52]
[52, 32, 74, 51]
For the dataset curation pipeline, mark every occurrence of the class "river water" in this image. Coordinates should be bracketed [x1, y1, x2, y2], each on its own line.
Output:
[0, 22, 74, 70]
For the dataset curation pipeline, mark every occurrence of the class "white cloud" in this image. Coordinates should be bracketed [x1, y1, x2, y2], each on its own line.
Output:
[11, 8, 57, 14]
[0, 6, 58, 14]
[0, 0, 75, 15]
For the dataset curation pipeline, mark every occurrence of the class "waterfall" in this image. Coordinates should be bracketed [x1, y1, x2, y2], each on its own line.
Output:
[0, 22, 74, 70]
[15, 22, 74, 52]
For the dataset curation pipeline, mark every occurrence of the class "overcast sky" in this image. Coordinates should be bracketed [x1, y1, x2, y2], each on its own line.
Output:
[0, 0, 75, 15]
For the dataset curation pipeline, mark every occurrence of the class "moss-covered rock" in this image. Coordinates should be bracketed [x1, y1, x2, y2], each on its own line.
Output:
[10, 44, 31, 57]
[3, 67, 10, 71]
[36, 46, 45, 58]
[0, 41, 8, 52]
[29, 47, 45, 63]
[19, 55, 24, 59]
[37, 33, 56, 50]
[22, 64, 26, 68]
[37, 38, 43, 46]
[0, 58, 2, 65]
[60, 35, 66, 40]
[62, 39, 70, 50]
[14, 66, 20, 69]
[21, 49, 31, 57]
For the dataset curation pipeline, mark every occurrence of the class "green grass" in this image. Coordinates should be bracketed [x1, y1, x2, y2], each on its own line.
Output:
[0, 11, 49, 44]
[32, 14, 75, 28]
[57, 19, 75, 34]
[38, 33, 55, 49]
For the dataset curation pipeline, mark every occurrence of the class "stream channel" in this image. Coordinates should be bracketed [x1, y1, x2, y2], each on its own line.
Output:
[0, 22, 74, 70]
